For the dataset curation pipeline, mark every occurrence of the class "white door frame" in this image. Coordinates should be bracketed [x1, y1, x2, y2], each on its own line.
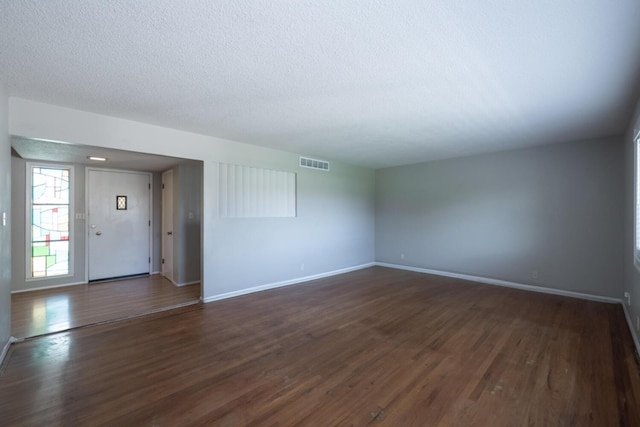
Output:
[84, 167, 153, 283]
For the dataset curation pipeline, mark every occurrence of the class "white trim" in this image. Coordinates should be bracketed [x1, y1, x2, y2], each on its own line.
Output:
[375, 263, 621, 304]
[149, 173, 154, 276]
[203, 263, 375, 303]
[164, 276, 199, 287]
[0, 337, 17, 367]
[84, 166, 89, 283]
[634, 135, 640, 273]
[26, 162, 75, 281]
[173, 280, 200, 287]
[622, 303, 640, 357]
[11, 281, 86, 293]
[24, 273, 74, 283]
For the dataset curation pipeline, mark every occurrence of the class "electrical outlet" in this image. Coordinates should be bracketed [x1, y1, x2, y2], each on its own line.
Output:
[400, 253, 405, 260]
[531, 270, 539, 280]
[1, 212, 5, 226]
[625, 292, 631, 306]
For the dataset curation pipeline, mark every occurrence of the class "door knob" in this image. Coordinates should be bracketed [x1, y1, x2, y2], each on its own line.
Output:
[96, 231, 102, 236]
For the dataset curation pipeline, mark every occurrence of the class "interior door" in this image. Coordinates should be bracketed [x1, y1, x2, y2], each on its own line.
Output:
[88, 169, 151, 281]
[161, 169, 174, 283]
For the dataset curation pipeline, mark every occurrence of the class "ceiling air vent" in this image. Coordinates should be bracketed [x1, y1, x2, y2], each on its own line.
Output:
[299, 156, 330, 171]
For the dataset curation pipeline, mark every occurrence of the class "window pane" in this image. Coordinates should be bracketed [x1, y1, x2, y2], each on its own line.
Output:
[32, 205, 69, 242]
[32, 256, 47, 278]
[47, 241, 69, 276]
[30, 166, 71, 278]
[31, 241, 69, 277]
[32, 167, 69, 205]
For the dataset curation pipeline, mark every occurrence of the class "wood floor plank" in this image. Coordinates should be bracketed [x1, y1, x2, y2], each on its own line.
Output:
[11, 274, 201, 338]
[1, 267, 639, 426]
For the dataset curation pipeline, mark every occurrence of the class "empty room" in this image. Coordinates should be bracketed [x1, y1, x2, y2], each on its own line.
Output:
[1, 1, 640, 425]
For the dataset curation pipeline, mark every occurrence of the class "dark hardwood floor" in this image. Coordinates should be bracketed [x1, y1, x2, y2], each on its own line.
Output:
[1, 267, 639, 425]
[11, 274, 201, 338]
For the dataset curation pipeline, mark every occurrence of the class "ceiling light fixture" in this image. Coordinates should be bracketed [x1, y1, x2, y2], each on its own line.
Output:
[87, 156, 107, 162]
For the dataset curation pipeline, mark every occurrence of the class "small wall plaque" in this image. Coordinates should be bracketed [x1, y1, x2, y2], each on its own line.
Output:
[116, 195, 127, 210]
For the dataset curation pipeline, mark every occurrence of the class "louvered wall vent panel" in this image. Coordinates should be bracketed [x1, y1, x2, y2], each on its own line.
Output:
[299, 157, 330, 171]
[218, 163, 296, 218]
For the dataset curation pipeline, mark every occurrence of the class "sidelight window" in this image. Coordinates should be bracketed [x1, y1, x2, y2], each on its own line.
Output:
[27, 163, 73, 279]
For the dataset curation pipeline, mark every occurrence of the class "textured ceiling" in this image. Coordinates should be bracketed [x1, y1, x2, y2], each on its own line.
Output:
[1, 1, 640, 168]
[11, 137, 189, 172]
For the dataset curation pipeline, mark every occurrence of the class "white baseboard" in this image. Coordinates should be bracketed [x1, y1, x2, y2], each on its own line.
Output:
[164, 276, 199, 287]
[203, 263, 375, 303]
[0, 336, 17, 367]
[11, 281, 86, 294]
[622, 303, 640, 357]
[375, 262, 622, 304]
[173, 280, 200, 288]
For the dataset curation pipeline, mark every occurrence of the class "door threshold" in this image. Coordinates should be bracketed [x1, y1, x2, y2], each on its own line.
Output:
[89, 273, 150, 284]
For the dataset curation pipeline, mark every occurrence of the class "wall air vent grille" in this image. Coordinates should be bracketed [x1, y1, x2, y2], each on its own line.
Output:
[299, 157, 330, 171]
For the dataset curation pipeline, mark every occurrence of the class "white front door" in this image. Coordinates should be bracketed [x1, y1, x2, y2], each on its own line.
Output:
[161, 169, 174, 283]
[88, 169, 151, 281]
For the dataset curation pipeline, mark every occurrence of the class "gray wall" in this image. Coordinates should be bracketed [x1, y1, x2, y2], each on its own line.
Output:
[4, 98, 375, 301]
[207, 159, 375, 296]
[10, 154, 163, 291]
[174, 162, 202, 285]
[623, 96, 640, 337]
[0, 83, 11, 349]
[376, 138, 624, 298]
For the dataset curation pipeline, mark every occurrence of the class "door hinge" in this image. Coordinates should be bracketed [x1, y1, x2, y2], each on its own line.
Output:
[149, 220, 151, 226]
[162, 183, 165, 189]
[162, 258, 165, 264]
[149, 183, 151, 190]
[149, 257, 151, 263]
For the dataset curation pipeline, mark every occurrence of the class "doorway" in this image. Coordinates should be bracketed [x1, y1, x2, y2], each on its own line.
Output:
[10, 139, 204, 338]
[87, 169, 151, 281]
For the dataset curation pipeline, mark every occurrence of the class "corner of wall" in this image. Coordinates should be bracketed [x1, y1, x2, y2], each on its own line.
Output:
[0, 81, 12, 361]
